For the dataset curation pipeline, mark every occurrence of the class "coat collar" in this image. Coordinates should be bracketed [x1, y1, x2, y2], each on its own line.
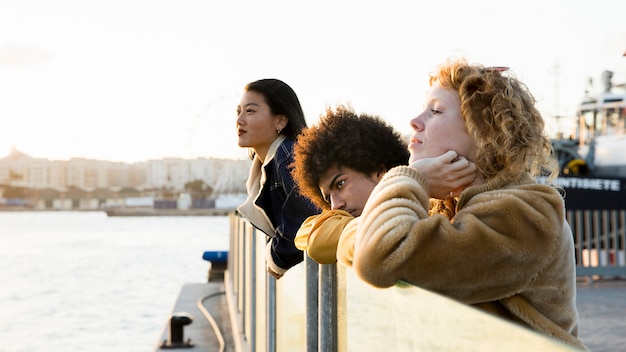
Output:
[236, 135, 287, 235]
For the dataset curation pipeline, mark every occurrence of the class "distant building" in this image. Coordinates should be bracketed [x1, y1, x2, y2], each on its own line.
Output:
[0, 148, 250, 195]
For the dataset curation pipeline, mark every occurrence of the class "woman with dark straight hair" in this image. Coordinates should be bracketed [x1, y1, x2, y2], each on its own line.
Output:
[236, 78, 319, 279]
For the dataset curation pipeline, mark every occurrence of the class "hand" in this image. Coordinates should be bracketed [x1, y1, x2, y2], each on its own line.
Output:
[267, 267, 284, 280]
[409, 150, 477, 199]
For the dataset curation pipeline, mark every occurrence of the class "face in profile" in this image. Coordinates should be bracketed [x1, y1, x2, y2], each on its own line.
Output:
[318, 165, 382, 217]
[408, 81, 476, 164]
[236, 90, 285, 155]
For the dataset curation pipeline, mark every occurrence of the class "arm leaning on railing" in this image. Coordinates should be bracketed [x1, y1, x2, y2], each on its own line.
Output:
[227, 213, 584, 352]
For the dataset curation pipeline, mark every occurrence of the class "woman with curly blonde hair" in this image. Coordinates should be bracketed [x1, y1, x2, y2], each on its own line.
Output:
[337, 59, 586, 349]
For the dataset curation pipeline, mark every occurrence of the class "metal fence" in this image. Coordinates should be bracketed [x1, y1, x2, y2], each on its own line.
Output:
[225, 213, 580, 352]
[568, 209, 626, 278]
[542, 176, 626, 278]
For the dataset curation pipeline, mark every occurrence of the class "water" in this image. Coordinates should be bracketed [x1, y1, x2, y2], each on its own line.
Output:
[0, 211, 229, 352]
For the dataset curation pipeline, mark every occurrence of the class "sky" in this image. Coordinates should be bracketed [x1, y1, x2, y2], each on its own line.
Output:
[1, 0, 625, 163]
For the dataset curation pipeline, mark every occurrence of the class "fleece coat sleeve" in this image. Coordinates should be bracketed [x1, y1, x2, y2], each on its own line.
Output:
[347, 165, 586, 349]
[352, 166, 563, 299]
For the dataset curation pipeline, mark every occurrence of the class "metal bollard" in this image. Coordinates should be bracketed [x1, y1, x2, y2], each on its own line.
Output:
[202, 251, 228, 282]
[160, 312, 194, 349]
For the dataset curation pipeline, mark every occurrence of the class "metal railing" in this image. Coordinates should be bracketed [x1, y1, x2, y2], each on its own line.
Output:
[568, 209, 626, 278]
[225, 213, 581, 352]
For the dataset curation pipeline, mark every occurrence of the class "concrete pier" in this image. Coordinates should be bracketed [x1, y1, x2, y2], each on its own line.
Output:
[154, 277, 625, 351]
[576, 277, 626, 352]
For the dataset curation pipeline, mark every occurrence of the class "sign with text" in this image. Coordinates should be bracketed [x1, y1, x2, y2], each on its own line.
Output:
[538, 176, 626, 210]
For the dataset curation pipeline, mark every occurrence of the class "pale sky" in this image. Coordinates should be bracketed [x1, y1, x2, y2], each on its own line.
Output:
[1, 0, 625, 163]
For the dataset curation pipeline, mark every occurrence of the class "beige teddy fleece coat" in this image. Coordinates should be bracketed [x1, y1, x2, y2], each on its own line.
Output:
[337, 166, 586, 350]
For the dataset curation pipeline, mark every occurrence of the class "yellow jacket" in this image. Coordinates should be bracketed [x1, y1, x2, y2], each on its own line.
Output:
[295, 209, 355, 264]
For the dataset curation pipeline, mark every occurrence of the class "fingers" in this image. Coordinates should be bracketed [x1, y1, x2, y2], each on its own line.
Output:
[430, 153, 477, 199]
[409, 151, 478, 199]
[411, 151, 458, 171]
[267, 267, 283, 280]
[438, 150, 459, 164]
[449, 164, 477, 190]
[447, 157, 476, 179]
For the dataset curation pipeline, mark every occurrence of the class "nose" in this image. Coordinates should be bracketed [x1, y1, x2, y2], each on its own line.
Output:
[330, 194, 345, 211]
[236, 111, 244, 127]
[410, 113, 425, 132]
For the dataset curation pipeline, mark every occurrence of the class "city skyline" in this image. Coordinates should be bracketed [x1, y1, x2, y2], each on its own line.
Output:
[0, 147, 250, 195]
[1, 145, 245, 164]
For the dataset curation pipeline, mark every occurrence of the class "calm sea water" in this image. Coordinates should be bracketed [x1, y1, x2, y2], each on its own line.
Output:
[0, 211, 229, 352]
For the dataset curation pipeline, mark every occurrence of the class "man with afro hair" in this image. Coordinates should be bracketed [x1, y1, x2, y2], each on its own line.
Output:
[292, 104, 475, 264]
[291, 104, 409, 264]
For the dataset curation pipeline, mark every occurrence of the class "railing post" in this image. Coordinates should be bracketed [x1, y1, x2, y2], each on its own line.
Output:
[249, 224, 257, 351]
[318, 264, 338, 352]
[305, 255, 319, 352]
[267, 271, 276, 352]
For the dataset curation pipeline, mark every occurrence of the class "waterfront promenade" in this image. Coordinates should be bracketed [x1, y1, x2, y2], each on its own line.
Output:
[576, 277, 626, 352]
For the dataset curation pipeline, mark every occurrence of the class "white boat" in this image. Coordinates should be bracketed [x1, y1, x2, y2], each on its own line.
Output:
[550, 69, 626, 211]
[553, 69, 626, 179]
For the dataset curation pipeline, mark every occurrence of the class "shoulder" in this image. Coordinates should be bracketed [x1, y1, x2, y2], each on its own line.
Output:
[275, 138, 295, 164]
[497, 176, 563, 206]
[465, 173, 563, 205]
[462, 176, 566, 228]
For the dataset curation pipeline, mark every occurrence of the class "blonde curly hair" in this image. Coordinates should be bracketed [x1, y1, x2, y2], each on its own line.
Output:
[431, 58, 559, 182]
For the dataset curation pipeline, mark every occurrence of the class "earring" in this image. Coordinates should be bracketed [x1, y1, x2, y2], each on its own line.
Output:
[276, 128, 282, 134]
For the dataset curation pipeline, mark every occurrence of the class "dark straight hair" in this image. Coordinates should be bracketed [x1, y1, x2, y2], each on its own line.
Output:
[245, 79, 308, 139]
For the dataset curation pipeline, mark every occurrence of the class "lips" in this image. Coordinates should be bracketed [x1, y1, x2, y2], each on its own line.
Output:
[409, 136, 422, 147]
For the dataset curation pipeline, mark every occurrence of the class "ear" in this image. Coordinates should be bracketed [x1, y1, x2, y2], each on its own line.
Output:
[373, 170, 386, 182]
[276, 114, 288, 131]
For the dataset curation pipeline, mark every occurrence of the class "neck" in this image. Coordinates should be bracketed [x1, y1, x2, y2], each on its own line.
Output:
[256, 135, 286, 165]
